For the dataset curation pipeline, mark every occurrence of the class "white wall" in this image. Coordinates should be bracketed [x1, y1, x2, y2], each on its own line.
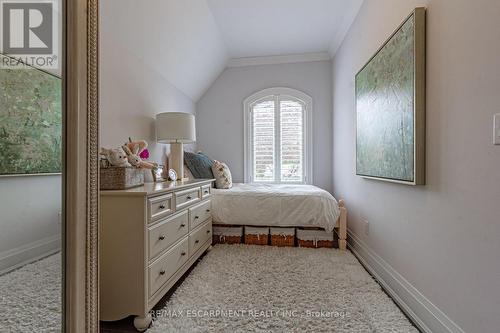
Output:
[332, 1, 500, 332]
[100, 0, 227, 102]
[99, 11, 196, 165]
[0, 176, 61, 273]
[197, 61, 333, 192]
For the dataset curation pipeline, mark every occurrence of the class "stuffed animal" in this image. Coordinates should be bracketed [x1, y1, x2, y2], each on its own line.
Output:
[123, 138, 148, 157]
[100, 147, 131, 167]
[121, 144, 157, 169]
[122, 138, 158, 169]
[121, 145, 141, 167]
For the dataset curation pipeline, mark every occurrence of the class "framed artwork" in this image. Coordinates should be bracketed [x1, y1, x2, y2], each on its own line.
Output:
[0, 54, 62, 176]
[356, 7, 426, 185]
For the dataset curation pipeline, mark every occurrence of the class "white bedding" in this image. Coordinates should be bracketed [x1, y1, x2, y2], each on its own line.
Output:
[211, 183, 340, 232]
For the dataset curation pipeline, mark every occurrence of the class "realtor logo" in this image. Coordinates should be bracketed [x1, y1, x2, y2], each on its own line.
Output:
[2, 1, 52, 54]
[1, 0, 58, 69]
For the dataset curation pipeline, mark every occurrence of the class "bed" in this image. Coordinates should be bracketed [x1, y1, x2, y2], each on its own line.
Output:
[210, 183, 347, 250]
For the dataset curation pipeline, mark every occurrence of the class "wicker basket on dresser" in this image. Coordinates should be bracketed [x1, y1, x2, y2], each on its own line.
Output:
[100, 179, 214, 332]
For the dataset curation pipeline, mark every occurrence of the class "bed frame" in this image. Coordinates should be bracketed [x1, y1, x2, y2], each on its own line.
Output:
[212, 199, 348, 250]
[336, 200, 347, 250]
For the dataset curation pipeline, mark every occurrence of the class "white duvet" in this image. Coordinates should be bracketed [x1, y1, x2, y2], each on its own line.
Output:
[211, 183, 340, 232]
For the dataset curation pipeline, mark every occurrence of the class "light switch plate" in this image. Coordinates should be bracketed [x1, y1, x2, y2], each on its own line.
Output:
[495, 114, 500, 145]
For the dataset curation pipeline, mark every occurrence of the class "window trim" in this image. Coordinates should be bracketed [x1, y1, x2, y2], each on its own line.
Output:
[243, 87, 313, 184]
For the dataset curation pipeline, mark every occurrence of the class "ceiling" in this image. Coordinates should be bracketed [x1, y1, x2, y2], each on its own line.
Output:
[207, 0, 363, 58]
[103, 0, 363, 101]
[102, 0, 228, 101]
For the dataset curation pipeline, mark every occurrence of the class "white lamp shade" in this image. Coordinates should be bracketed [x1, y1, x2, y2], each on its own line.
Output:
[156, 112, 196, 143]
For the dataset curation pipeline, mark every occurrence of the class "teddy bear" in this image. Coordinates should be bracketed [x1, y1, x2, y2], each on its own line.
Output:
[100, 147, 131, 167]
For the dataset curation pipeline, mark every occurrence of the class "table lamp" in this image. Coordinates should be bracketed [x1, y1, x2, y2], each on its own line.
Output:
[156, 112, 196, 180]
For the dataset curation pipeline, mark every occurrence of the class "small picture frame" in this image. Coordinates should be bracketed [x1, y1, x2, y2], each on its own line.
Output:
[168, 168, 177, 181]
[151, 165, 165, 182]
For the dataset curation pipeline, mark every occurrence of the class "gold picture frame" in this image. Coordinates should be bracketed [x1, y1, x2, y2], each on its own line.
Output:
[64, 0, 99, 331]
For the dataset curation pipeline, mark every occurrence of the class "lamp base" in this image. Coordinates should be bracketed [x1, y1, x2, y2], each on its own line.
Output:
[169, 143, 184, 180]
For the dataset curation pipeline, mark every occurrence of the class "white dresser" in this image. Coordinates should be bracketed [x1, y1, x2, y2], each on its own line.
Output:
[99, 179, 214, 331]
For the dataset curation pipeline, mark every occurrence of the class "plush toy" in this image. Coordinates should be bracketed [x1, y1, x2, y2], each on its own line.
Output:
[122, 138, 157, 169]
[123, 138, 148, 157]
[100, 147, 131, 167]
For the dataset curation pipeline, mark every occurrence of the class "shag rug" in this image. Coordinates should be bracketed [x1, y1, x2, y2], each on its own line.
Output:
[0, 254, 61, 333]
[149, 245, 418, 333]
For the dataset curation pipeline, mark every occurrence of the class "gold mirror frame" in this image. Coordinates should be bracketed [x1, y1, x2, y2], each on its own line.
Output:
[64, 0, 99, 331]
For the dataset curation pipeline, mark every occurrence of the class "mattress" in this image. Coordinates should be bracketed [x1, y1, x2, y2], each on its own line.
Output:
[211, 183, 340, 232]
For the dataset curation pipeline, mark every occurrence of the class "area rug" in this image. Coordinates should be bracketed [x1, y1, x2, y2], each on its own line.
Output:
[149, 244, 418, 333]
[0, 253, 61, 333]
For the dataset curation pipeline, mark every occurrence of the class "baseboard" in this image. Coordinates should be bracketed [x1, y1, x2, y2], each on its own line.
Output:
[0, 235, 61, 275]
[347, 230, 465, 333]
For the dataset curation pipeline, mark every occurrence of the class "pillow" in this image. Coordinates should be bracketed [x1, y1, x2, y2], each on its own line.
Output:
[184, 151, 214, 179]
[183, 164, 195, 180]
[212, 160, 232, 189]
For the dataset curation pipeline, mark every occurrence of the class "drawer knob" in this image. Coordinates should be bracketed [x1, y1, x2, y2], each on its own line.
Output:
[195, 240, 199, 244]
[204, 190, 209, 194]
[180, 223, 186, 227]
[159, 235, 165, 240]
[181, 252, 186, 256]
[206, 230, 210, 234]
[159, 270, 166, 275]
[194, 216, 199, 219]
[159, 205, 165, 209]
[206, 209, 210, 213]
[187, 196, 192, 200]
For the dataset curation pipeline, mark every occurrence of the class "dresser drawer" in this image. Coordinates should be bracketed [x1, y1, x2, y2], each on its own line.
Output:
[148, 236, 189, 298]
[189, 200, 211, 230]
[189, 221, 212, 255]
[148, 193, 173, 223]
[148, 211, 189, 261]
[201, 185, 211, 199]
[174, 187, 200, 210]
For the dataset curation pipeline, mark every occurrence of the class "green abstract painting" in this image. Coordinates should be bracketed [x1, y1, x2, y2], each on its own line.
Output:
[0, 55, 62, 175]
[356, 9, 425, 185]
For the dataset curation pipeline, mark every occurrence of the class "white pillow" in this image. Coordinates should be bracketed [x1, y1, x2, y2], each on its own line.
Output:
[211, 160, 232, 189]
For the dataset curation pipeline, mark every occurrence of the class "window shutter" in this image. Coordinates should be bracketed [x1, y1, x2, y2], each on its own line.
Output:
[252, 100, 275, 182]
[280, 100, 303, 182]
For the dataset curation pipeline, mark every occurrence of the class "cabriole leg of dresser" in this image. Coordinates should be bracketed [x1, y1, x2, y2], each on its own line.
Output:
[133, 313, 152, 332]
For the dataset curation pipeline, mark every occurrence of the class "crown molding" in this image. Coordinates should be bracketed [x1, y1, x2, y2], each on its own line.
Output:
[227, 52, 331, 68]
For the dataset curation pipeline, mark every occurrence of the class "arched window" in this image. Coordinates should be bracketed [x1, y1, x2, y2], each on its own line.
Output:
[244, 87, 312, 184]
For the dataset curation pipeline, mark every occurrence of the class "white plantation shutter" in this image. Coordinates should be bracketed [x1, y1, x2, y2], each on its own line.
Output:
[245, 88, 311, 184]
[280, 100, 304, 182]
[252, 100, 275, 182]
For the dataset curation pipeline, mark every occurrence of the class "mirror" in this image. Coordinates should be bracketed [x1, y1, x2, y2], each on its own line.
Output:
[0, 0, 64, 331]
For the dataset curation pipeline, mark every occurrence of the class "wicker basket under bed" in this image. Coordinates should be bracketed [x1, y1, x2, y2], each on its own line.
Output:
[212, 226, 243, 245]
[244, 226, 269, 245]
[297, 229, 335, 248]
[270, 227, 295, 247]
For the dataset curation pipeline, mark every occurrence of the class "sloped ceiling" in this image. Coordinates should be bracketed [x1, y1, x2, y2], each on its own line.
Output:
[104, 0, 362, 101]
[102, 0, 228, 101]
[207, 0, 363, 58]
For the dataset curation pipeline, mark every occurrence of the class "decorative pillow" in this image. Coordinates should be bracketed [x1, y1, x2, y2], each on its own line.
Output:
[212, 160, 232, 189]
[183, 164, 195, 180]
[184, 151, 214, 179]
